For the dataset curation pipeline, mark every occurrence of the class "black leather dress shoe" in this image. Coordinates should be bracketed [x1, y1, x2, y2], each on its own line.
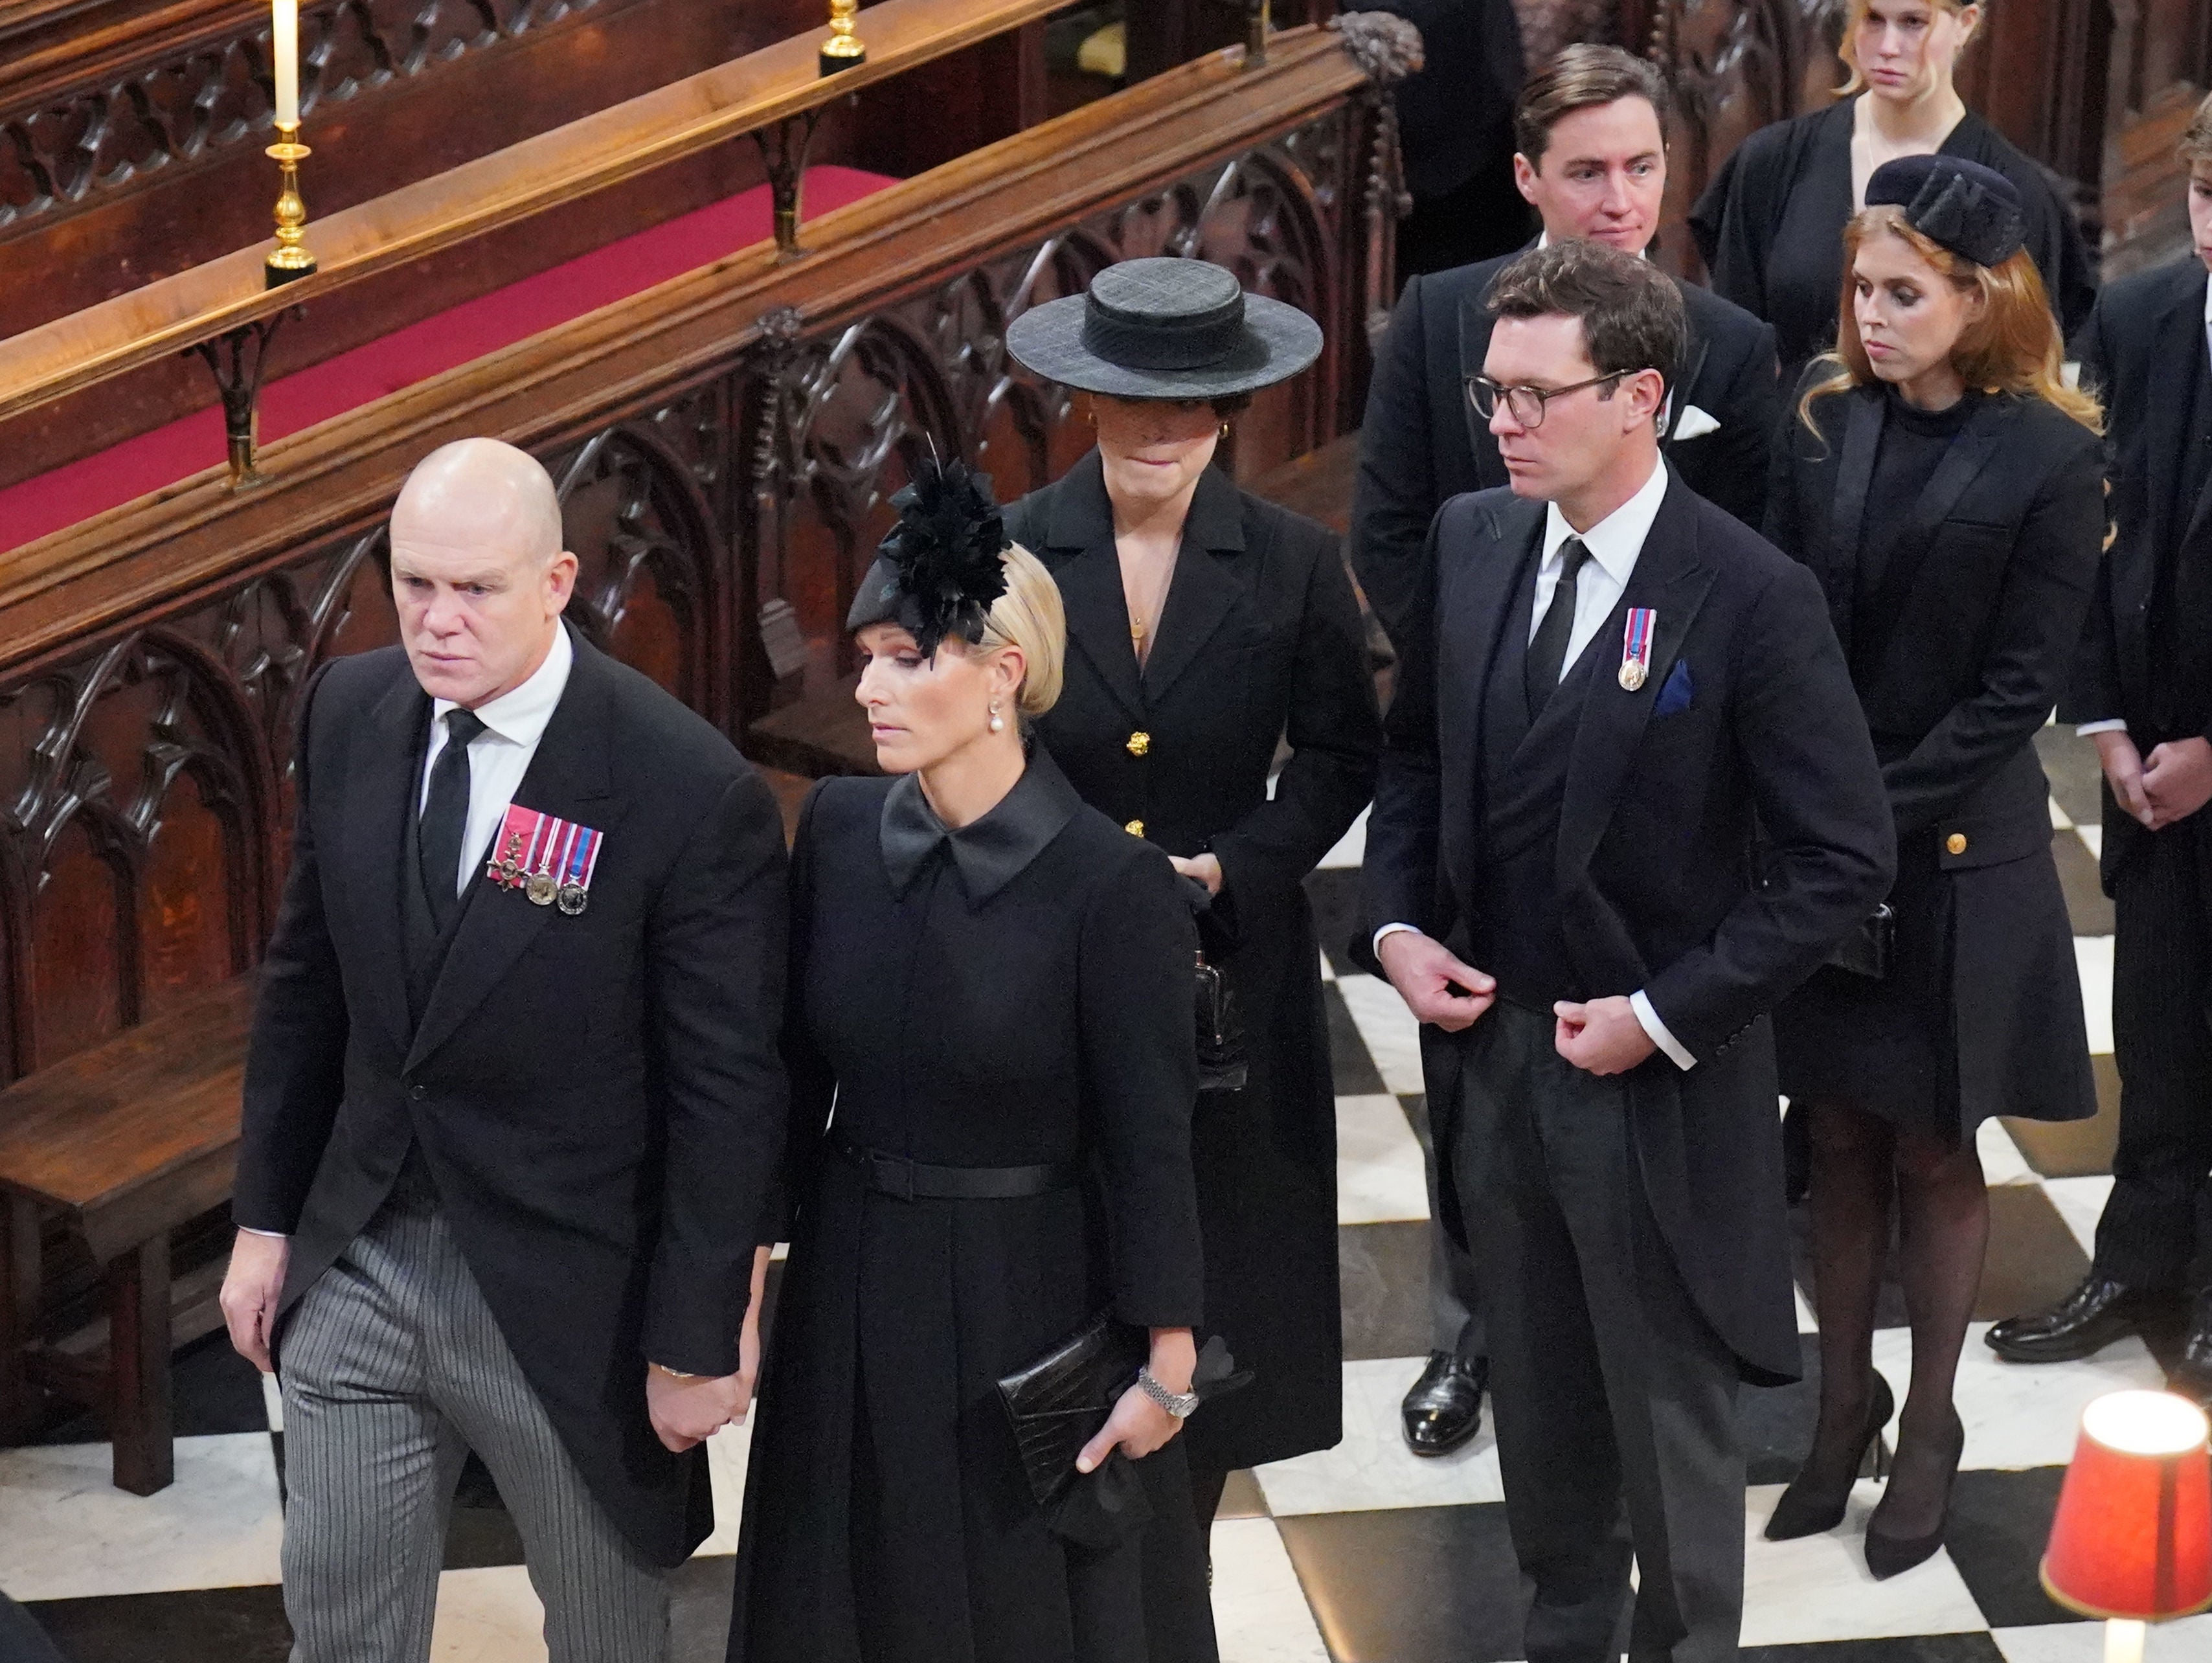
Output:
[2169, 1294, 2212, 1406]
[1985, 1275, 2161, 1364]
[1401, 1352, 1487, 1456]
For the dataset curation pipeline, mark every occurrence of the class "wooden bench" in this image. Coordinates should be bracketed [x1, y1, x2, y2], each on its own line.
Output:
[0, 977, 253, 1495]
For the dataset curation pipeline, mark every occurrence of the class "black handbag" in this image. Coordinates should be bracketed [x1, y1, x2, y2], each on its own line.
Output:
[1825, 902, 1895, 980]
[995, 1311, 1149, 1508]
[1194, 949, 1248, 1093]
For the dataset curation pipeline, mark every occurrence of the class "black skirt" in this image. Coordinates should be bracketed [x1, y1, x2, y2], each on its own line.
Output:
[1774, 826, 2095, 1140]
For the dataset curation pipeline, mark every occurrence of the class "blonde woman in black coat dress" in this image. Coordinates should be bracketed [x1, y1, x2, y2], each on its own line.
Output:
[1004, 260, 1383, 1536]
[728, 461, 1217, 1663]
[1762, 156, 2103, 1579]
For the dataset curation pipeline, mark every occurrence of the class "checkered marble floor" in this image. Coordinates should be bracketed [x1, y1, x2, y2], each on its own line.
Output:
[3, 729, 2202, 1662]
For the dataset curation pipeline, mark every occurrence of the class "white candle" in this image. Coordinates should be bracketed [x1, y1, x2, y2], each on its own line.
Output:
[2103, 1619, 2147, 1663]
[273, 0, 299, 128]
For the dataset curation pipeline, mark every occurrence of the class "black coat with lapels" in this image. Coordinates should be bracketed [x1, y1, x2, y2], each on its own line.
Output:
[1764, 381, 2103, 1132]
[1004, 449, 1382, 1473]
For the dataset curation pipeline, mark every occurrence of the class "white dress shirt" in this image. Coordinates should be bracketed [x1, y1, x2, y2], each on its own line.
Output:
[1373, 456, 1696, 1071]
[2075, 282, 2212, 739]
[238, 626, 576, 1243]
[420, 622, 575, 898]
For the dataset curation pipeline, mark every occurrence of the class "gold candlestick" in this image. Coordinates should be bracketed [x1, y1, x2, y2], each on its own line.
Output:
[820, 0, 865, 76]
[265, 121, 316, 288]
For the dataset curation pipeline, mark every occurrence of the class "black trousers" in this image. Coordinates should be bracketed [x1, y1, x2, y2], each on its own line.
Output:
[2095, 811, 2212, 1293]
[1450, 1002, 1744, 1663]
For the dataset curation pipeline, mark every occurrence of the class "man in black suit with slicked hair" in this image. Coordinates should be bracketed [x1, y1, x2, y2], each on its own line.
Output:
[1362, 240, 1890, 1663]
[1351, 40, 1783, 1462]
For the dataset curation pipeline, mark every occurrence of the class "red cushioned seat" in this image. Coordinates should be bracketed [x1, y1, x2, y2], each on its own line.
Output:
[0, 165, 897, 554]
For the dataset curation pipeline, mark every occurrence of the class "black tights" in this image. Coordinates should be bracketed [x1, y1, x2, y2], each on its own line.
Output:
[1799, 1101, 1987, 1537]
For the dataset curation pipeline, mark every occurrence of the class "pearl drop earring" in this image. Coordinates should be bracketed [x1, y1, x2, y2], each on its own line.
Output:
[989, 701, 1005, 734]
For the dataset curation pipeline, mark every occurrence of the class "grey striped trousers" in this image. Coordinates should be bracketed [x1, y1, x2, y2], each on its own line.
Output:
[278, 1164, 670, 1663]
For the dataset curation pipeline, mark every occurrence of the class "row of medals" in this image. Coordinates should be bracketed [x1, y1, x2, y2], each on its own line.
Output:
[490, 829, 590, 915]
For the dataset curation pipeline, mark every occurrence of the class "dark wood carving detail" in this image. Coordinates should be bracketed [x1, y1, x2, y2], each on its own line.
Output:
[0, 0, 611, 235]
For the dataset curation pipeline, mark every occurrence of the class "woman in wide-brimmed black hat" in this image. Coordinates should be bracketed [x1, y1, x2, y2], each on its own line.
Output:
[1003, 258, 1382, 1544]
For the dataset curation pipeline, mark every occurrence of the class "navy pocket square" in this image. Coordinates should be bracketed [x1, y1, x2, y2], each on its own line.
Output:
[1653, 659, 1694, 718]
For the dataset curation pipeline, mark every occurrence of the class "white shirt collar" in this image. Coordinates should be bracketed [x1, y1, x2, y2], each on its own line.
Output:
[1542, 455, 1669, 585]
[434, 620, 574, 747]
[1534, 229, 1650, 260]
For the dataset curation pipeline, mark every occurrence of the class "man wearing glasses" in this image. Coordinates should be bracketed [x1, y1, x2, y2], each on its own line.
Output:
[1349, 43, 1780, 1464]
[1360, 239, 1891, 1663]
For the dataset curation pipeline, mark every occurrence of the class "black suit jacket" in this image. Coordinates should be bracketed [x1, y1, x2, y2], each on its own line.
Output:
[1361, 474, 1893, 1381]
[1351, 247, 1782, 650]
[234, 630, 790, 1567]
[2069, 256, 2212, 883]
[1770, 384, 2105, 837]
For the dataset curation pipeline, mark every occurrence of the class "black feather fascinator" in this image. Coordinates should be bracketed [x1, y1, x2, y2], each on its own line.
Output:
[844, 455, 1010, 655]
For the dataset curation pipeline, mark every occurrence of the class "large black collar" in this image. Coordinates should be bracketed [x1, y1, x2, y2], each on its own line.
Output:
[879, 747, 1085, 903]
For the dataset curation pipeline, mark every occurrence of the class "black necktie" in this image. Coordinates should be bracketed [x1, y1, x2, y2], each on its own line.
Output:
[1525, 537, 1593, 716]
[418, 708, 486, 934]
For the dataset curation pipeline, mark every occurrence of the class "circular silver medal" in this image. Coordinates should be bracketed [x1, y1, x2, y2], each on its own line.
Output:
[1619, 660, 1647, 692]
[526, 872, 558, 907]
[556, 882, 589, 916]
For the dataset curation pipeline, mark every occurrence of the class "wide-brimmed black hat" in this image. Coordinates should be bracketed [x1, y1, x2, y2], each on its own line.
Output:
[1004, 257, 1324, 401]
[1866, 155, 2027, 269]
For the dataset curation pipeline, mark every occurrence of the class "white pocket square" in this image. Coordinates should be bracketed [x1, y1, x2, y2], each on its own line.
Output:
[1672, 405, 1721, 440]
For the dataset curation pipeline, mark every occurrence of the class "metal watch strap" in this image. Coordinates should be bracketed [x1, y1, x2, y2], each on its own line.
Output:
[1136, 1366, 1201, 1420]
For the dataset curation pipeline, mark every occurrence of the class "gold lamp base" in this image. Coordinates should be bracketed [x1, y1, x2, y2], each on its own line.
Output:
[820, 0, 864, 75]
[265, 126, 317, 289]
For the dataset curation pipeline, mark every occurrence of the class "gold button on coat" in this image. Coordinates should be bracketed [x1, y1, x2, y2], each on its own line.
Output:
[1126, 730, 1151, 757]
[1125, 819, 1146, 837]
[1945, 832, 1967, 855]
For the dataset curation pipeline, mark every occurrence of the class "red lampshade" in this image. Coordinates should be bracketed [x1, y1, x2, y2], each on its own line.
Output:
[2042, 1390, 2212, 1621]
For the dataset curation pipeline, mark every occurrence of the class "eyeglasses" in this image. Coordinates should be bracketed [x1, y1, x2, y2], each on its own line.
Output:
[1465, 370, 1628, 428]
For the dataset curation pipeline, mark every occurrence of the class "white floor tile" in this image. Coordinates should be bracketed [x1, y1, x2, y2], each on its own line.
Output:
[1872, 1322, 2165, 1471]
[0, 1434, 284, 1600]
[1978, 1119, 2040, 1186]
[1333, 973, 1425, 1096]
[261, 1370, 285, 1434]
[690, 1414, 758, 1557]
[1316, 806, 1367, 870]
[430, 1565, 547, 1662]
[2042, 1175, 2114, 1260]
[1210, 1517, 1332, 1662]
[1253, 1357, 1504, 1515]
[1796, 1285, 1821, 1336]
[1336, 1093, 1430, 1225]
[2076, 824, 2103, 861]
[1993, 1616, 2212, 1662]
[2048, 797, 2073, 832]
[1317, 947, 1335, 983]
[2075, 936, 2114, 1056]
[1741, 1481, 1988, 1645]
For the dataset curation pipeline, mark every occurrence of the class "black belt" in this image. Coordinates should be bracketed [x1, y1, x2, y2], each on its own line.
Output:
[830, 1131, 1081, 1201]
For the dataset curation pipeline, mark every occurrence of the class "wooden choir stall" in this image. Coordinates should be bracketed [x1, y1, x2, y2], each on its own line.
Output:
[0, 0, 1416, 1493]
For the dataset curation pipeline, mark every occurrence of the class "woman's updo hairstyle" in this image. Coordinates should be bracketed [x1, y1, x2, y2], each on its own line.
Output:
[973, 543, 1066, 719]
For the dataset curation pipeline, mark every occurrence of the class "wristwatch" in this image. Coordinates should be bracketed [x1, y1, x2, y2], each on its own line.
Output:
[1136, 1366, 1201, 1420]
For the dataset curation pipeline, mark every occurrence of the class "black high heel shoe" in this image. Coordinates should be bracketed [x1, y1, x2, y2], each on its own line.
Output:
[1764, 1372, 1895, 1541]
[1864, 1407, 1965, 1581]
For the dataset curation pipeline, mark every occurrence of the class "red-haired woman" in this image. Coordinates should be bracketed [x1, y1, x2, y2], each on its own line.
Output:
[1761, 154, 2104, 1578]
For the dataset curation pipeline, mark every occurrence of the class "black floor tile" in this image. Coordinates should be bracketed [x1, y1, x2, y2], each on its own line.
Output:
[1399, 1092, 1434, 1161]
[1276, 1503, 1528, 1663]
[1323, 982, 1388, 1097]
[1943, 1467, 2083, 1630]
[1304, 868, 1366, 979]
[36, 1331, 269, 1445]
[1338, 1220, 1436, 1362]
[1741, 1334, 1827, 1488]
[1977, 1186, 2090, 1322]
[2004, 1059, 2119, 1177]
[672, 1555, 735, 1663]
[444, 1453, 526, 1569]
[23, 1585, 293, 1663]
[1743, 1637, 2004, 1663]
[1217, 1468, 1269, 1519]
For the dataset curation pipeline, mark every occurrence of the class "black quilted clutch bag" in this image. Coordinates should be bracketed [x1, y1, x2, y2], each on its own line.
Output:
[995, 1311, 1149, 1508]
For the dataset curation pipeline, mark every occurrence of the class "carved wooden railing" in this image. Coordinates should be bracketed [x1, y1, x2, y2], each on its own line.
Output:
[0, 17, 1410, 1093]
